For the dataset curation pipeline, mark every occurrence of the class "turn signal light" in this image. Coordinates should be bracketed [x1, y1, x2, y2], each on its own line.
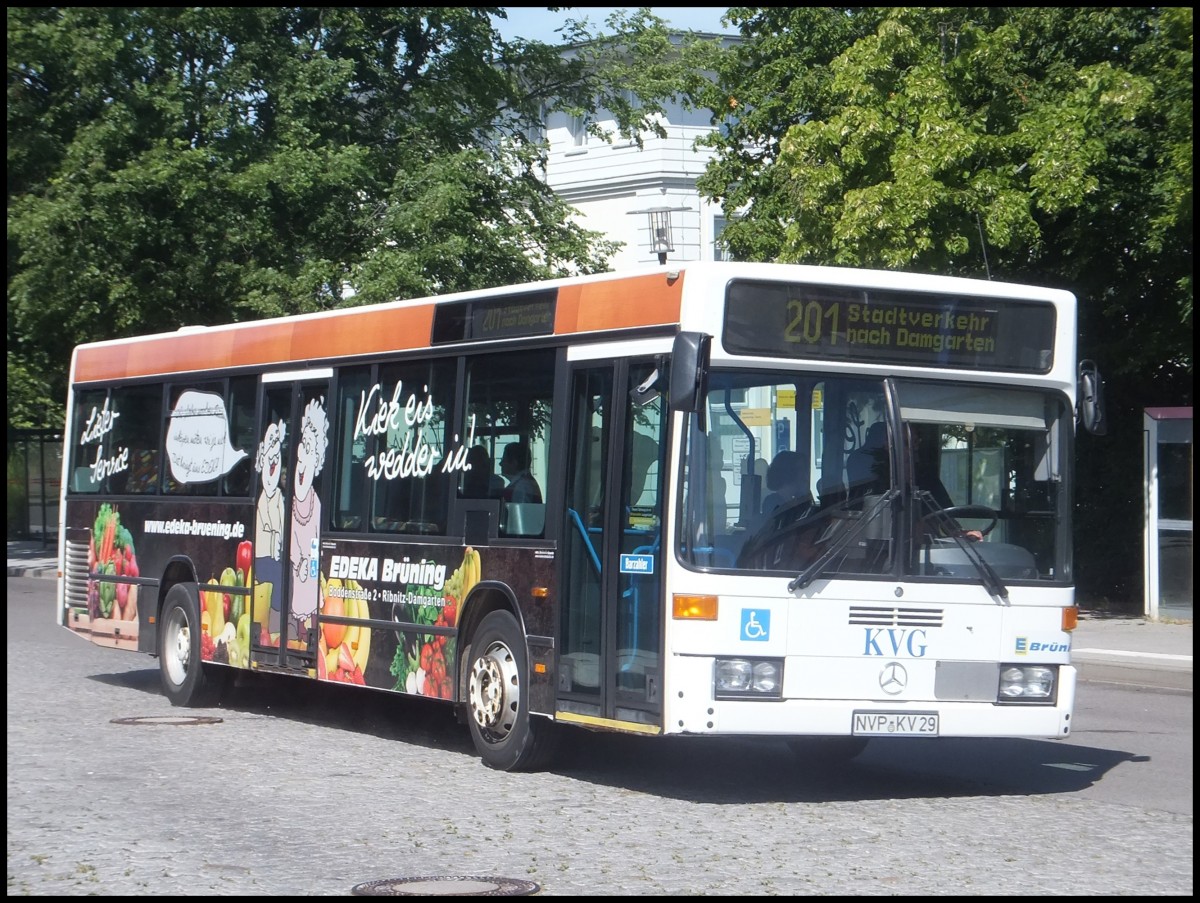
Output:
[673, 594, 718, 620]
[1061, 607, 1078, 632]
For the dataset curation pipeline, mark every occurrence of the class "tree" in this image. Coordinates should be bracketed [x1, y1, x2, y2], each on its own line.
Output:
[7, 6, 701, 427]
[694, 7, 1192, 606]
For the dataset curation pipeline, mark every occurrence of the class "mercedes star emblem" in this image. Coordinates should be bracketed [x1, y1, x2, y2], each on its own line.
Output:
[879, 662, 908, 695]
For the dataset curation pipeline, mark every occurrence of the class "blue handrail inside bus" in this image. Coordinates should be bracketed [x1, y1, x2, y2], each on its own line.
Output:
[620, 532, 660, 668]
[566, 508, 602, 575]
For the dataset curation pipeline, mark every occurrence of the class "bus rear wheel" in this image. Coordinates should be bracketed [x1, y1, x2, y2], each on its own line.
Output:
[158, 583, 222, 707]
[466, 610, 557, 771]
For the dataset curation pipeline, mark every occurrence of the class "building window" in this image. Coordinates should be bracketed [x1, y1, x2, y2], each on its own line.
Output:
[569, 112, 589, 148]
[714, 216, 735, 261]
[524, 104, 547, 146]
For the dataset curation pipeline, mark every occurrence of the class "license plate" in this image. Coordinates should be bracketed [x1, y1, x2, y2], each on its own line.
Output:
[852, 711, 939, 736]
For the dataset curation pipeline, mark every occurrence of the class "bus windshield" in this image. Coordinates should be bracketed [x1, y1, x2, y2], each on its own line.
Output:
[679, 370, 1071, 588]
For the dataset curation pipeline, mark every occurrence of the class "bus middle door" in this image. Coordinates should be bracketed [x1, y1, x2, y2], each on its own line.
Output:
[250, 375, 331, 671]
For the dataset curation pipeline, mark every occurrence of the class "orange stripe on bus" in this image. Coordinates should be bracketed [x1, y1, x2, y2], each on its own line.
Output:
[72, 272, 682, 383]
[555, 272, 684, 334]
[74, 306, 435, 382]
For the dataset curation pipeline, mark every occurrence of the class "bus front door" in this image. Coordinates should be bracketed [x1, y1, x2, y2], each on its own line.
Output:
[250, 377, 331, 671]
[559, 359, 666, 729]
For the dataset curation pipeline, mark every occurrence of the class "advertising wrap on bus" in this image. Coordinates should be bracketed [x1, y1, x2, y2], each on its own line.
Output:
[65, 496, 556, 702]
[64, 500, 249, 653]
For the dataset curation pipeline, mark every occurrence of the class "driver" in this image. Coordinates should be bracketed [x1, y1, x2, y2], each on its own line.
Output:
[911, 425, 983, 542]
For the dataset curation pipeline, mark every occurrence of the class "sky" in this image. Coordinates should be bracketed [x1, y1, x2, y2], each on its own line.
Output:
[492, 7, 733, 44]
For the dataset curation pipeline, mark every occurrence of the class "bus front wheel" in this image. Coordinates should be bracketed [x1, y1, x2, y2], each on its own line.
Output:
[466, 610, 557, 771]
[158, 583, 222, 707]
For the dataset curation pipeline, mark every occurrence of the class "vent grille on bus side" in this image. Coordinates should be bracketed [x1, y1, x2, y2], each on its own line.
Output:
[847, 606, 944, 628]
[64, 538, 90, 608]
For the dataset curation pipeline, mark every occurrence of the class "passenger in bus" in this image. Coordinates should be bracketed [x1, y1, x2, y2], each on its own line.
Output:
[463, 445, 504, 498]
[735, 448, 819, 566]
[847, 422, 890, 499]
[500, 442, 542, 503]
[761, 450, 814, 518]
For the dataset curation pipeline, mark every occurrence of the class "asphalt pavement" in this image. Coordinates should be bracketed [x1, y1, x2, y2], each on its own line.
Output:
[6, 541, 1192, 895]
[9, 540, 1191, 691]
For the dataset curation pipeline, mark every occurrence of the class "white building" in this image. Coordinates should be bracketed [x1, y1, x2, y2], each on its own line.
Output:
[539, 34, 735, 270]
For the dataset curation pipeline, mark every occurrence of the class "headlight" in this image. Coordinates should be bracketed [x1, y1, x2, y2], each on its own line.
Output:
[998, 664, 1057, 703]
[715, 659, 751, 691]
[714, 658, 783, 699]
[752, 661, 781, 694]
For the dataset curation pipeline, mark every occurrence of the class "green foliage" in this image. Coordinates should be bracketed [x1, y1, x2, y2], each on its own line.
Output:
[7, 6, 690, 425]
[696, 7, 1192, 606]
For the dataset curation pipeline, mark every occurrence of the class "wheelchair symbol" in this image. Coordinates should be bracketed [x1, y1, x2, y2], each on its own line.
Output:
[741, 609, 770, 642]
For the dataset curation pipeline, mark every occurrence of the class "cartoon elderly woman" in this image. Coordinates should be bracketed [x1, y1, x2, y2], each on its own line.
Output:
[289, 397, 329, 641]
[254, 419, 286, 632]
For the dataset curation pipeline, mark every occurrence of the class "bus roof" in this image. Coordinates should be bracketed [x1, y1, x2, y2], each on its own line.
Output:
[69, 261, 1076, 385]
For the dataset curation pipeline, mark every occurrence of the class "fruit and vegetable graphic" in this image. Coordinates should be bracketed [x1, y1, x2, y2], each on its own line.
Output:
[87, 503, 140, 625]
[252, 581, 273, 635]
[236, 540, 253, 586]
[389, 546, 479, 699]
[201, 559, 254, 667]
[317, 576, 371, 684]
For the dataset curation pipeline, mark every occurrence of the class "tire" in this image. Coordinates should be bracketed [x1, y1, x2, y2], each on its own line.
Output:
[465, 610, 558, 771]
[786, 736, 869, 764]
[158, 583, 222, 707]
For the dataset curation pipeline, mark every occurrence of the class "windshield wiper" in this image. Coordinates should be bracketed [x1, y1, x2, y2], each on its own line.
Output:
[917, 491, 1009, 601]
[789, 490, 898, 593]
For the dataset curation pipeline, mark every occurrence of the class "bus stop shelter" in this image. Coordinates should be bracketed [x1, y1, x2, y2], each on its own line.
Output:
[7, 428, 62, 545]
[1143, 407, 1192, 621]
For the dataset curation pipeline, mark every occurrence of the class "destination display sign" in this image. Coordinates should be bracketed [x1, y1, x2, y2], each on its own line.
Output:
[432, 289, 557, 344]
[723, 280, 1056, 373]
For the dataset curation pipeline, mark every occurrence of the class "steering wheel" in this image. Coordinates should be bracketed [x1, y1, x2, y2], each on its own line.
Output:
[920, 504, 999, 538]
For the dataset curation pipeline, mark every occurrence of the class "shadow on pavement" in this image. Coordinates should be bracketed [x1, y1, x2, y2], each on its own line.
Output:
[89, 666, 1141, 805]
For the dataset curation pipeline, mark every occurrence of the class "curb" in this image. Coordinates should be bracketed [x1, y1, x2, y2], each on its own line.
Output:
[7, 564, 58, 579]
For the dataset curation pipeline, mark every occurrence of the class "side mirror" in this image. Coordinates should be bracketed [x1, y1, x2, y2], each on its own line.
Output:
[668, 331, 710, 414]
[1077, 360, 1107, 436]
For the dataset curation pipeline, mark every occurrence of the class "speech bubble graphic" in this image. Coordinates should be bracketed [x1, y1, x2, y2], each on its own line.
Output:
[166, 390, 248, 484]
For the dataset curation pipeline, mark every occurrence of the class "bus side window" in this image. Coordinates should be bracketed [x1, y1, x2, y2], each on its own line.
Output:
[70, 388, 113, 494]
[464, 349, 556, 539]
[107, 384, 164, 495]
[222, 376, 257, 497]
[368, 359, 453, 535]
[162, 381, 228, 497]
[333, 366, 372, 530]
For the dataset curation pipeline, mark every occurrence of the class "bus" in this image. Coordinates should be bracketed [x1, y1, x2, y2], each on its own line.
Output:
[56, 261, 1107, 771]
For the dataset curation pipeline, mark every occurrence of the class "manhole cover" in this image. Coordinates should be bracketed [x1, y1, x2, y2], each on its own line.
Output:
[351, 876, 540, 896]
[110, 715, 224, 726]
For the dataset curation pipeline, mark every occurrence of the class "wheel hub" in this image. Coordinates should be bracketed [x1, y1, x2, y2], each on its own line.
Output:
[468, 642, 519, 738]
[163, 610, 192, 686]
[173, 624, 191, 667]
